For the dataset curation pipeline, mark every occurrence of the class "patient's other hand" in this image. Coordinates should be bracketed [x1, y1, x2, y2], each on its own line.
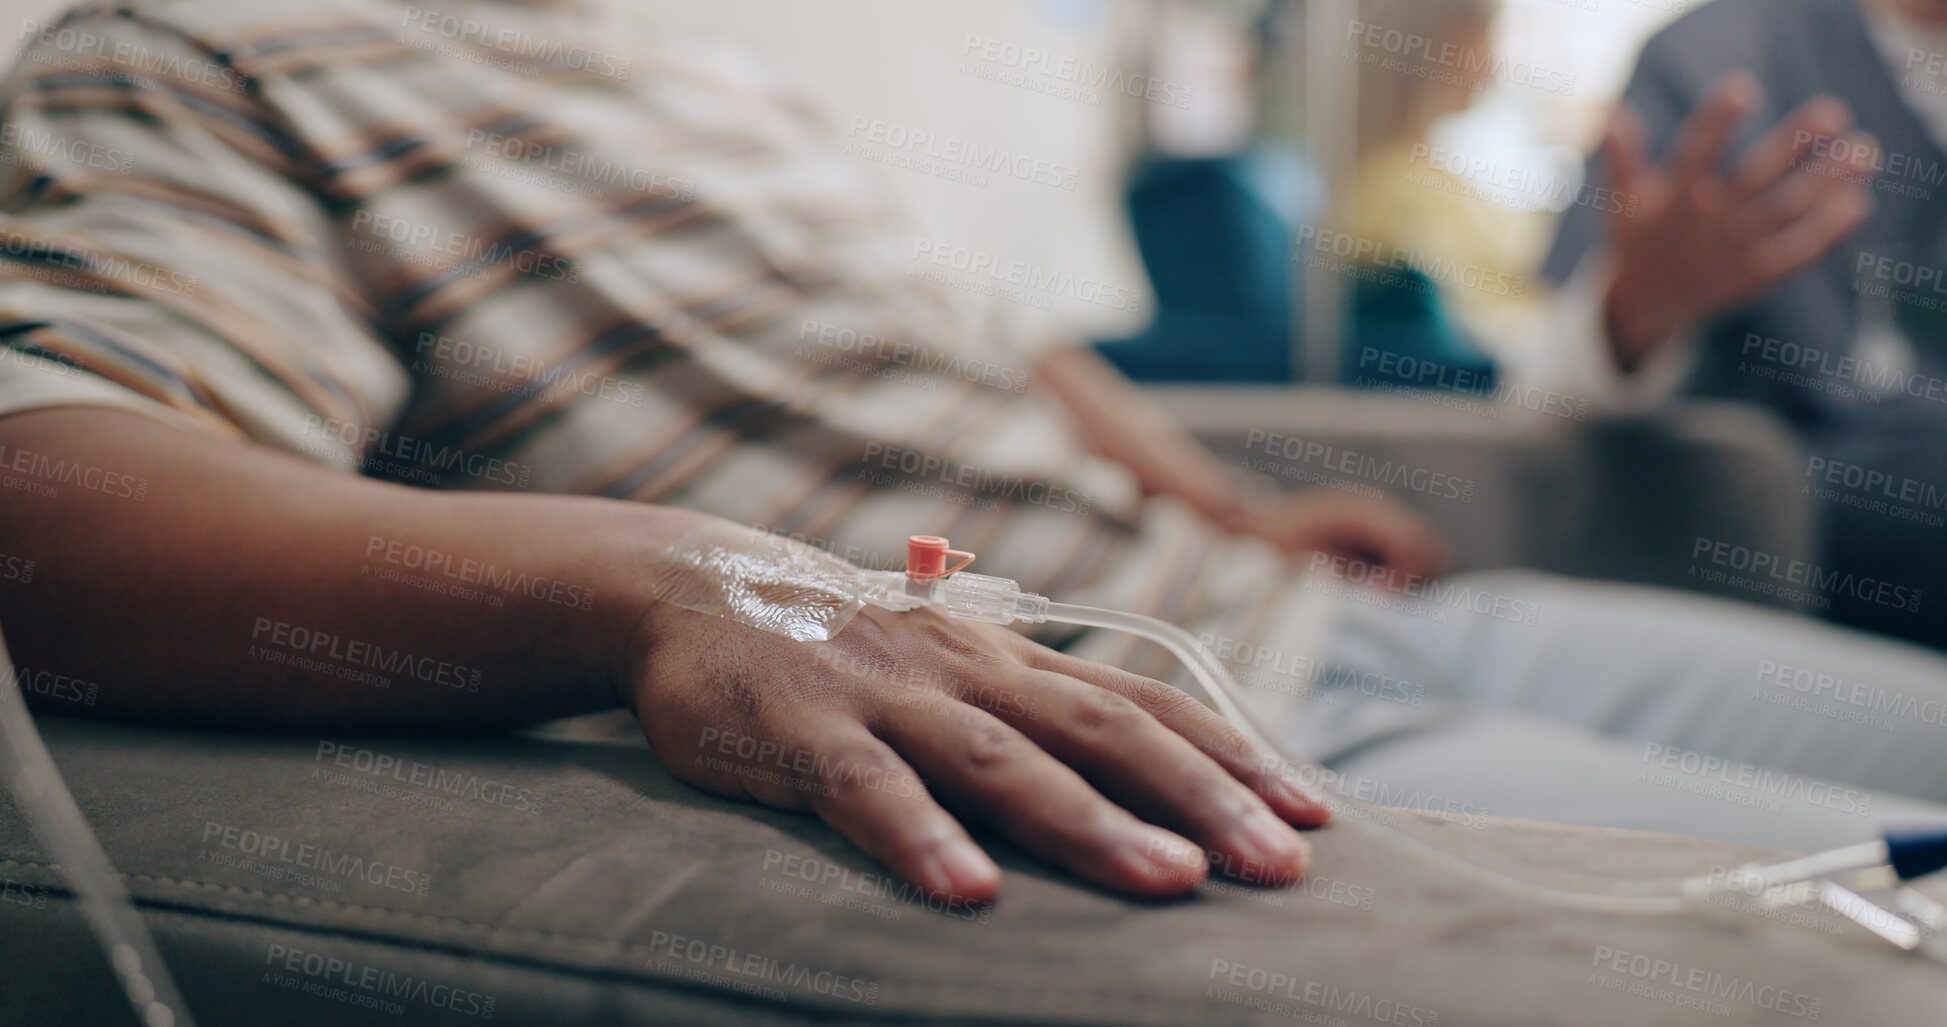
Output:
[1603, 73, 1875, 369]
[624, 602, 1331, 902]
[1243, 491, 1451, 583]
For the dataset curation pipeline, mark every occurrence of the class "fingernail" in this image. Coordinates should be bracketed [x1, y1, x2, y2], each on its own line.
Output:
[932, 839, 999, 896]
[1233, 808, 1309, 867]
[1269, 765, 1333, 806]
[1124, 824, 1206, 883]
[1268, 777, 1334, 820]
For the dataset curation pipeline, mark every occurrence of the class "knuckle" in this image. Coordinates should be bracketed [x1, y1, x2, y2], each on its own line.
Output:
[1170, 747, 1260, 812]
[1071, 687, 1143, 733]
[1222, 734, 1270, 777]
[1200, 715, 1262, 764]
[810, 746, 884, 797]
[1140, 681, 1205, 721]
[1123, 672, 1182, 707]
[960, 717, 1025, 772]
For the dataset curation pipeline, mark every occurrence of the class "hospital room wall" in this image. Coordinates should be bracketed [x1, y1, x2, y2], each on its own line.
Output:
[0, 0, 1151, 342]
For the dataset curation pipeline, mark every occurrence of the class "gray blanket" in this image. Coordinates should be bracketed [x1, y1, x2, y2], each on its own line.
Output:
[0, 716, 1938, 1025]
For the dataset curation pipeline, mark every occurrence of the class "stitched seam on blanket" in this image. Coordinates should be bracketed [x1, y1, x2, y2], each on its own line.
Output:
[0, 856, 1217, 1011]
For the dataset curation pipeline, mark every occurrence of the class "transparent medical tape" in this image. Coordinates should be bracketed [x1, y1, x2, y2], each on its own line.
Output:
[646, 525, 1947, 957]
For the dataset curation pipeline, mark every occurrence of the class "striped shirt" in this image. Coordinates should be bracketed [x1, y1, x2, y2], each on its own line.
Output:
[0, 0, 1311, 684]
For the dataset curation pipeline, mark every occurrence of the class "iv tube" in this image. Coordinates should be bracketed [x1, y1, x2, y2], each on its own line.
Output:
[658, 528, 1947, 922]
[1035, 601, 1705, 914]
[0, 621, 196, 1027]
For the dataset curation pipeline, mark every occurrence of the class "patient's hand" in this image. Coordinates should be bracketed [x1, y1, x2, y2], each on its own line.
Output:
[625, 602, 1331, 902]
[1603, 73, 1875, 369]
[1241, 491, 1451, 583]
[3, 407, 1327, 904]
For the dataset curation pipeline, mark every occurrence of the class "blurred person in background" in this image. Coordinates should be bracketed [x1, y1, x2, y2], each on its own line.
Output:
[1532, 0, 1947, 651]
[1093, 0, 1546, 391]
[1325, 0, 1541, 395]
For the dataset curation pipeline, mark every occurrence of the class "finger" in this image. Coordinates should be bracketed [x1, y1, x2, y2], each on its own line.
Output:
[1672, 72, 1762, 189]
[1315, 536, 1391, 571]
[1748, 182, 1873, 284]
[872, 697, 1210, 897]
[1391, 524, 1451, 580]
[1289, 497, 1448, 580]
[1354, 506, 1451, 580]
[1741, 137, 1870, 239]
[990, 667, 1313, 885]
[1733, 95, 1853, 200]
[784, 716, 1006, 902]
[1028, 649, 1332, 829]
[1603, 104, 1656, 202]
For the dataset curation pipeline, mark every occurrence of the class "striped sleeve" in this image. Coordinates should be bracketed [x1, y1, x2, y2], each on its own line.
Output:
[0, 4, 409, 469]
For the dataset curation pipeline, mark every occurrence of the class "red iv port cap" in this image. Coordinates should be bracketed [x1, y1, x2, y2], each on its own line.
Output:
[907, 535, 975, 581]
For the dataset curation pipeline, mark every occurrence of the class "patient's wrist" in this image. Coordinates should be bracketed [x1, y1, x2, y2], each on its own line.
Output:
[441, 496, 715, 720]
[592, 504, 724, 716]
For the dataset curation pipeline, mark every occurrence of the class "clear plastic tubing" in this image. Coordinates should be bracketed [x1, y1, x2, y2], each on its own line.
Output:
[841, 542, 1710, 912]
[652, 530, 1886, 916]
[0, 622, 196, 1026]
[1040, 603, 1256, 732]
[1032, 601, 1705, 914]
[1039, 599, 1947, 920]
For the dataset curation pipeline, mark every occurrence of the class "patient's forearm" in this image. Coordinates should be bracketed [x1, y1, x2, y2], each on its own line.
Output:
[1034, 347, 1245, 527]
[0, 407, 690, 730]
